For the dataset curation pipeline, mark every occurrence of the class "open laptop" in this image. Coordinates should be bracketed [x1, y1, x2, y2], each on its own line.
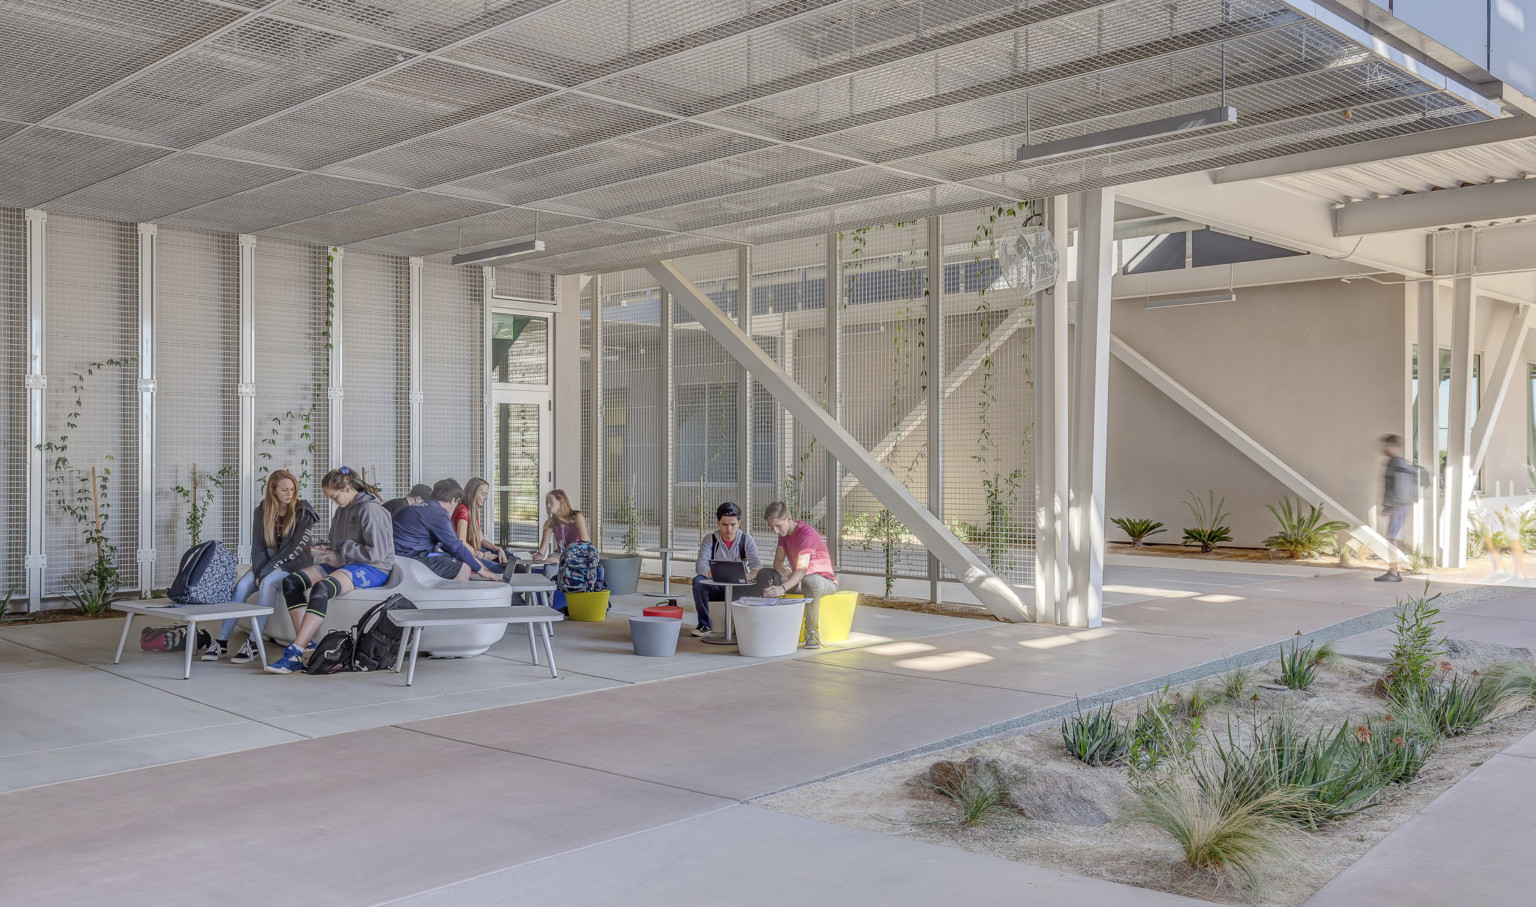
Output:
[709, 560, 748, 584]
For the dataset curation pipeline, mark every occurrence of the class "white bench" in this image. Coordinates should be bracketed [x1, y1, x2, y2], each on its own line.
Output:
[389, 606, 563, 686]
[504, 573, 557, 609]
[112, 601, 272, 679]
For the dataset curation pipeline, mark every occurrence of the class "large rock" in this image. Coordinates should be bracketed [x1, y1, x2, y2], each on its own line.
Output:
[1442, 638, 1533, 670]
[925, 757, 1008, 798]
[1007, 768, 1119, 826]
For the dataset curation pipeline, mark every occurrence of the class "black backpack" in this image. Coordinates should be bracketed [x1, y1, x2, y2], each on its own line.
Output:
[303, 629, 355, 675]
[168, 540, 238, 604]
[351, 594, 418, 672]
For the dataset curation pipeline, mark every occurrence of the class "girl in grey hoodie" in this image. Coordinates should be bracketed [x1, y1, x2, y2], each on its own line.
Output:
[265, 466, 395, 674]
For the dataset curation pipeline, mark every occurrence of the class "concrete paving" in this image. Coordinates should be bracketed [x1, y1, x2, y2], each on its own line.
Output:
[0, 567, 1500, 906]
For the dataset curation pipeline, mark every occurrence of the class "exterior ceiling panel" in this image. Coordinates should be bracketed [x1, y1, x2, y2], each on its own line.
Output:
[49, 17, 408, 148]
[0, 0, 241, 122]
[255, 192, 504, 247]
[1268, 137, 1536, 203]
[43, 153, 294, 222]
[0, 127, 169, 208]
[158, 172, 408, 234]
[346, 206, 590, 257]
[277, 0, 563, 53]
[199, 59, 551, 170]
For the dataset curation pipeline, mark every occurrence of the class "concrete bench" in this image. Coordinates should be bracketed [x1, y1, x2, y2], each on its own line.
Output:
[388, 606, 564, 686]
[268, 558, 513, 657]
[112, 602, 272, 680]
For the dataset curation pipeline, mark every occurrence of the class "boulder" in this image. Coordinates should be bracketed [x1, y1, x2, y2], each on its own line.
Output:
[1006, 768, 1119, 826]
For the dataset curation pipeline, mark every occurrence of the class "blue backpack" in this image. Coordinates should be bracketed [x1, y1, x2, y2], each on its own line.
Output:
[556, 541, 604, 593]
[168, 540, 238, 604]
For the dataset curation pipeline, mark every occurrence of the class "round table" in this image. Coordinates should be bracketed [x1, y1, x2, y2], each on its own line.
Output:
[642, 546, 696, 598]
[696, 580, 753, 646]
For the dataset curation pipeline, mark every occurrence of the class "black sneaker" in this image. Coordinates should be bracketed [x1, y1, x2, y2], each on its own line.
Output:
[230, 638, 260, 664]
[199, 639, 227, 662]
[690, 626, 711, 637]
[1374, 571, 1403, 583]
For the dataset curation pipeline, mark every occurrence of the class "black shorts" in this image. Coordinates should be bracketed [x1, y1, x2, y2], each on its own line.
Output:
[414, 554, 465, 580]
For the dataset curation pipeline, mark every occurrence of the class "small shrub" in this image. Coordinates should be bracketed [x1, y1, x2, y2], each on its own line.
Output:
[1484, 661, 1536, 711]
[1466, 527, 1485, 559]
[1177, 683, 1216, 720]
[64, 569, 117, 616]
[1416, 674, 1502, 738]
[1181, 491, 1233, 553]
[1356, 717, 1434, 784]
[1112, 517, 1166, 547]
[1385, 588, 1445, 698]
[926, 763, 1014, 827]
[1061, 701, 1129, 766]
[1220, 662, 1256, 703]
[1195, 716, 1383, 827]
[1263, 497, 1348, 559]
[1130, 779, 1301, 891]
[1128, 691, 1203, 774]
[1311, 640, 1342, 671]
[1277, 639, 1318, 691]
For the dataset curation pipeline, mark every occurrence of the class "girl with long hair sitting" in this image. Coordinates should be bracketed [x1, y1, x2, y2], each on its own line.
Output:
[453, 477, 507, 574]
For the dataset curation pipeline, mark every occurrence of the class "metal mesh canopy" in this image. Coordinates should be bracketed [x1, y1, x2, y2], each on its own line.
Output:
[0, 0, 1494, 273]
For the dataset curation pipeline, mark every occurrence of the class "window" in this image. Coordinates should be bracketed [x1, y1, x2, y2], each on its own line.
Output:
[491, 313, 547, 385]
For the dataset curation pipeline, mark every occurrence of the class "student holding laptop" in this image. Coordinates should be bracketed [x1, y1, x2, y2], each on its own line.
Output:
[689, 501, 764, 637]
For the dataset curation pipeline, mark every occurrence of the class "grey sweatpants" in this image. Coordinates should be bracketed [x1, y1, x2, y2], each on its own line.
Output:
[768, 570, 838, 644]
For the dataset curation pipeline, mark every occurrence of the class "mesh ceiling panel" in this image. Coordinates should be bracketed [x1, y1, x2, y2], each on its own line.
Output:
[259, 192, 502, 248]
[159, 173, 407, 234]
[42, 154, 293, 223]
[279, 0, 563, 54]
[0, 128, 169, 209]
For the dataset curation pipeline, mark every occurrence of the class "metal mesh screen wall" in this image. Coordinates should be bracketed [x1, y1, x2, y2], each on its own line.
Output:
[580, 283, 593, 519]
[673, 251, 739, 554]
[420, 260, 482, 486]
[342, 250, 409, 498]
[0, 209, 26, 595]
[254, 237, 329, 528]
[598, 268, 662, 553]
[154, 227, 239, 586]
[43, 214, 138, 595]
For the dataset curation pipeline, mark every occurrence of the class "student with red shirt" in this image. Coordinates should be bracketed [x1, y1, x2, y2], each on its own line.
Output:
[454, 477, 507, 575]
[761, 500, 839, 649]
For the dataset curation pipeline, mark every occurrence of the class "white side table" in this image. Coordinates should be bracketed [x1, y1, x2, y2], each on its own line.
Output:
[697, 580, 751, 646]
[642, 546, 694, 597]
[112, 601, 272, 680]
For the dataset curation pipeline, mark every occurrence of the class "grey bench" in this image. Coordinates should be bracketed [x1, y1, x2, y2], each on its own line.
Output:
[389, 606, 563, 686]
[112, 601, 272, 679]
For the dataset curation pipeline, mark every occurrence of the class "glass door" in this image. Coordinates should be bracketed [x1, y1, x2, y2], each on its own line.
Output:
[493, 389, 550, 546]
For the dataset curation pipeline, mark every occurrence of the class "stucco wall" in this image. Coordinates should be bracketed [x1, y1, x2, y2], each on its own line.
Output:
[1106, 278, 1408, 549]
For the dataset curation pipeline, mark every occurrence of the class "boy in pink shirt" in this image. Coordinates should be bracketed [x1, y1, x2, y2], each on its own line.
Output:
[762, 501, 839, 649]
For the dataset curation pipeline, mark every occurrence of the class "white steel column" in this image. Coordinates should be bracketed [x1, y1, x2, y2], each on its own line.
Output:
[658, 288, 674, 547]
[1445, 229, 1477, 569]
[737, 247, 752, 516]
[24, 209, 46, 609]
[327, 247, 344, 469]
[590, 275, 604, 543]
[1415, 234, 1440, 562]
[1037, 197, 1070, 624]
[408, 257, 424, 485]
[1066, 189, 1114, 629]
[926, 215, 945, 604]
[481, 266, 495, 532]
[824, 234, 841, 551]
[136, 224, 157, 597]
[648, 260, 1028, 621]
[237, 235, 257, 564]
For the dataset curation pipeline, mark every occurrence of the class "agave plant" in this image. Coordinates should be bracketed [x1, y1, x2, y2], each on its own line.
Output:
[1262, 497, 1348, 559]
[1112, 516, 1166, 547]
[1181, 491, 1232, 554]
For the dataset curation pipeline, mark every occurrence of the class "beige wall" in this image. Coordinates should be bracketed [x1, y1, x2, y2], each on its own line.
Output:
[1106, 278, 1407, 548]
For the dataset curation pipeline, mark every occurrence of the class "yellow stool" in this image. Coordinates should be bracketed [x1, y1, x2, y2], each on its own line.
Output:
[790, 591, 859, 644]
[565, 590, 610, 622]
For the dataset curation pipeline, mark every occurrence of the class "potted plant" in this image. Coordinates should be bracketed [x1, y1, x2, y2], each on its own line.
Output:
[601, 474, 644, 595]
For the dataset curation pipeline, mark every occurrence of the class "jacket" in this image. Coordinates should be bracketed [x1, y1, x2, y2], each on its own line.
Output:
[250, 500, 319, 580]
[320, 490, 395, 574]
[394, 502, 483, 568]
[694, 529, 762, 578]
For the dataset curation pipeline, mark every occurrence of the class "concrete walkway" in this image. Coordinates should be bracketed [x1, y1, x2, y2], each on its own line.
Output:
[0, 568, 1499, 905]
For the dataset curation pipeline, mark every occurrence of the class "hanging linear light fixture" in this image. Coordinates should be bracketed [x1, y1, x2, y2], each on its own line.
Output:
[451, 239, 546, 266]
[1018, 46, 1237, 162]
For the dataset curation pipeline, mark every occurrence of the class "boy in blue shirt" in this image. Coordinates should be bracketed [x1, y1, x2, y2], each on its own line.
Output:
[393, 478, 499, 580]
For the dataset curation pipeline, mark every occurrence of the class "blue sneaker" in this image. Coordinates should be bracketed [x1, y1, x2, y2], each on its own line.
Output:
[300, 640, 318, 665]
[264, 644, 304, 674]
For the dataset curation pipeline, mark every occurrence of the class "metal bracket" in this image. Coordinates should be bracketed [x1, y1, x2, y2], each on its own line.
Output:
[137, 379, 157, 394]
[237, 545, 251, 563]
[409, 391, 425, 403]
[24, 374, 46, 390]
[327, 387, 345, 400]
[237, 383, 256, 397]
[136, 548, 156, 565]
[24, 554, 45, 570]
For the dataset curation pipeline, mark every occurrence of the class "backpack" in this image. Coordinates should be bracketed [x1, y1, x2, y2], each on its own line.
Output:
[168, 540, 238, 605]
[140, 625, 212, 653]
[557, 541, 604, 593]
[351, 594, 418, 672]
[303, 629, 355, 675]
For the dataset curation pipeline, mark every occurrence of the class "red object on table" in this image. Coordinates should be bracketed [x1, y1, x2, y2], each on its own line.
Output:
[643, 603, 684, 620]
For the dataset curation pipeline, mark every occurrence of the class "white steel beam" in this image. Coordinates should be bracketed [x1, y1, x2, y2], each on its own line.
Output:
[1415, 236, 1440, 562]
[646, 260, 1029, 622]
[481, 266, 495, 530]
[1067, 189, 1114, 629]
[737, 247, 752, 515]
[659, 287, 674, 548]
[1336, 179, 1536, 237]
[926, 214, 945, 605]
[1445, 230, 1477, 568]
[327, 247, 344, 470]
[136, 224, 157, 597]
[1111, 335, 1397, 561]
[1118, 171, 1427, 276]
[407, 257, 424, 485]
[825, 234, 841, 555]
[1216, 117, 1536, 183]
[24, 210, 46, 610]
[237, 235, 257, 565]
[589, 275, 604, 543]
[1038, 196, 1071, 626]
[1470, 304, 1535, 474]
